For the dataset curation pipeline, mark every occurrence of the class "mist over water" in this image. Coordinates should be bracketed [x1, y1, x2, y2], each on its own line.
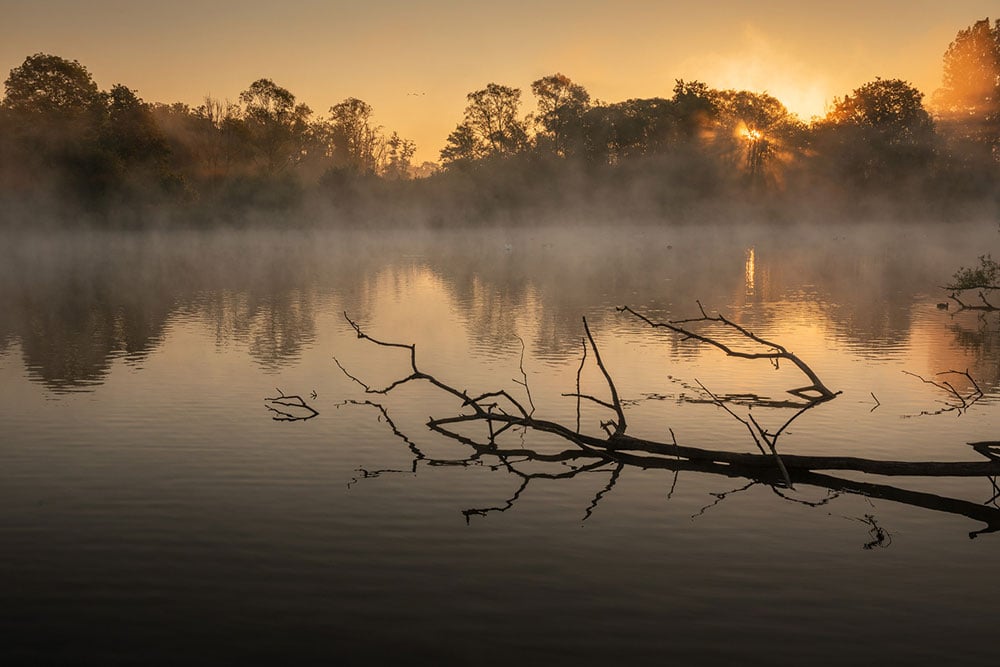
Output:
[5, 11, 1000, 664]
[1, 220, 999, 664]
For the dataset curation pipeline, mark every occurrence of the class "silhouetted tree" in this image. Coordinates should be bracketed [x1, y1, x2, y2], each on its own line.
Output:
[2, 53, 102, 116]
[192, 96, 248, 178]
[382, 131, 416, 179]
[815, 78, 936, 187]
[327, 97, 384, 174]
[715, 90, 804, 185]
[103, 85, 168, 163]
[93, 84, 178, 205]
[579, 82, 723, 167]
[581, 98, 677, 164]
[440, 123, 483, 165]
[441, 83, 527, 165]
[670, 80, 719, 139]
[2, 54, 109, 213]
[238, 78, 312, 174]
[530, 73, 590, 157]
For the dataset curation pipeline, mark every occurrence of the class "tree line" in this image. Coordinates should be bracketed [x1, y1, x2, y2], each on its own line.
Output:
[1, 18, 998, 227]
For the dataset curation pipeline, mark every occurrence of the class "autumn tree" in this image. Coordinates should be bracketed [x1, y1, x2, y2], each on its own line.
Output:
[933, 18, 1000, 167]
[935, 19, 1000, 121]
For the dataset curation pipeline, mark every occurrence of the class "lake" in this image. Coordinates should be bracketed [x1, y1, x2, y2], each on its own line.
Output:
[2, 221, 999, 665]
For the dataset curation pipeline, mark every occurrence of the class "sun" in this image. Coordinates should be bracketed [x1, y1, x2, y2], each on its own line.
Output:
[738, 125, 764, 142]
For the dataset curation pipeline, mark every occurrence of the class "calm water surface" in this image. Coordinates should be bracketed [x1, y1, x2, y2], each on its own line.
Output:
[1, 222, 999, 664]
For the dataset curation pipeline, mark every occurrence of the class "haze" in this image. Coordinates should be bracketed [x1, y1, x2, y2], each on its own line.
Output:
[3, 0, 996, 162]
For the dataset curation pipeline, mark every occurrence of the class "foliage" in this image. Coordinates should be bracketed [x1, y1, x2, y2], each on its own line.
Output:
[812, 78, 936, 186]
[4, 19, 1000, 227]
[950, 254, 1000, 290]
[714, 89, 803, 183]
[936, 18, 1000, 120]
[933, 18, 1000, 168]
[441, 83, 527, 165]
[238, 78, 313, 174]
[382, 132, 417, 180]
[2, 53, 101, 116]
[826, 78, 933, 135]
[326, 97, 383, 174]
[530, 73, 590, 157]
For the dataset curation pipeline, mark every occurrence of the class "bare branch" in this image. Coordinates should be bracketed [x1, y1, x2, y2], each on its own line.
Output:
[510, 336, 536, 417]
[946, 290, 1000, 312]
[695, 379, 767, 455]
[561, 392, 618, 411]
[264, 388, 319, 421]
[338, 309, 1000, 537]
[902, 369, 984, 417]
[575, 336, 587, 433]
[618, 303, 838, 401]
[336, 399, 423, 460]
[582, 316, 627, 437]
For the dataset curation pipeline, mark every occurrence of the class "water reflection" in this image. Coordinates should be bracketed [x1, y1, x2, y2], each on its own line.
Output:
[945, 316, 1000, 388]
[197, 289, 317, 372]
[344, 397, 1000, 539]
[0, 232, 336, 389]
[1, 223, 999, 393]
[335, 304, 1000, 542]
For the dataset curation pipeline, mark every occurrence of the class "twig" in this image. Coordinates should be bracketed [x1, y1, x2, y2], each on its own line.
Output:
[336, 399, 423, 460]
[694, 379, 767, 455]
[902, 369, 984, 417]
[575, 337, 587, 433]
[855, 514, 892, 550]
[264, 388, 319, 421]
[692, 481, 758, 518]
[667, 428, 680, 499]
[618, 303, 838, 401]
[583, 463, 624, 521]
[510, 336, 536, 417]
[338, 310, 1000, 536]
[582, 316, 627, 437]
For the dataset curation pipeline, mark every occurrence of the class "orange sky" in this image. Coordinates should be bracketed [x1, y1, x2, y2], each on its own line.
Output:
[2, 1, 996, 162]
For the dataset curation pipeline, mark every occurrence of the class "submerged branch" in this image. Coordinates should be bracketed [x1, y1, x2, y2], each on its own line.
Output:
[338, 311, 1000, 536]
[618, 303, 839, 401]
[264, 388, 319, 421]
[582, 316, 627, 437]
[902, 369, 984, 417]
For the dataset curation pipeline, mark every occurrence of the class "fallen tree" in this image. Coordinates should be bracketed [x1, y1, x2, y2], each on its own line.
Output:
[335, 306, 1000, 538]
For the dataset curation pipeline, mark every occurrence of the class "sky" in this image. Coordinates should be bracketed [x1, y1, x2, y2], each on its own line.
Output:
[2, 0, 997, 162]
